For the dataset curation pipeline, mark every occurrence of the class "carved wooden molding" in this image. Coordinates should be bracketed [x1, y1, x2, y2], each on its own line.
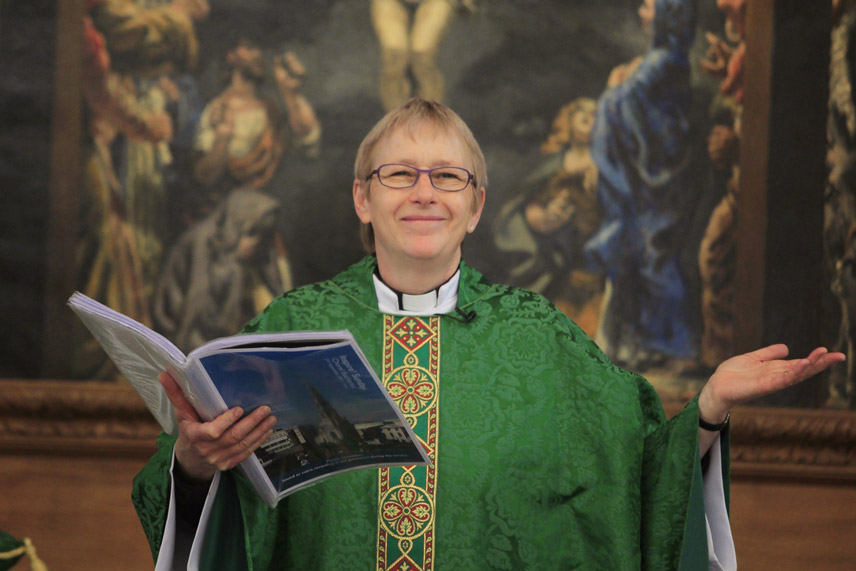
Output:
[0, 380, 159, 457]
[728, 406, 856, 482]
[2, 380, 856, 482]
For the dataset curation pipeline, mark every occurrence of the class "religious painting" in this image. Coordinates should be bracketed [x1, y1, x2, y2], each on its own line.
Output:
[483, 0, 744, 407]
[824, 0, 856, 410]
[71, 0, 323, 379]
[0, 0, 846, 413]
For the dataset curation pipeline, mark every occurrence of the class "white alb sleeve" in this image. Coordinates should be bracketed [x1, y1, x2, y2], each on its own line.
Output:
[703, 433, 737, 571]
[154, 453, 221, 571]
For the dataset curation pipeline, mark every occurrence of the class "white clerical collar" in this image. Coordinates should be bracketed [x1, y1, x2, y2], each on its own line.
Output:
[372, 270, 460, 316]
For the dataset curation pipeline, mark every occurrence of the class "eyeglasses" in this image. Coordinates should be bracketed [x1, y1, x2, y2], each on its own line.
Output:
[367, 163, 474, 192]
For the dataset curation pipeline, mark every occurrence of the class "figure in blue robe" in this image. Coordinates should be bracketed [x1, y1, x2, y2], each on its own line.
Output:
[585, 0, 697, 368]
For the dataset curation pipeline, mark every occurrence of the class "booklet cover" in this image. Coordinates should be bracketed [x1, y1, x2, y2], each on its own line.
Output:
[67, 292, 430, 506]
[196, 342, 429, 500]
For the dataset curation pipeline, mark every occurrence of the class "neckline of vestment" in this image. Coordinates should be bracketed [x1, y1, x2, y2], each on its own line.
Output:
[372, 269, 460, 315]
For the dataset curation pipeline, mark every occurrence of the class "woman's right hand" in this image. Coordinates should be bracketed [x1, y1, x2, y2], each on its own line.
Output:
[158, 372, 277, 482]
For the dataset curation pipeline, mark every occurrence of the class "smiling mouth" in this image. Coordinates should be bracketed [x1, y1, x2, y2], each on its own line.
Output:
[402, 216, 446, 222]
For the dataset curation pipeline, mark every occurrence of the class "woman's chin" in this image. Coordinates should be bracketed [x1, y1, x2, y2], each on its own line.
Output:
[395, 241, 459, 265]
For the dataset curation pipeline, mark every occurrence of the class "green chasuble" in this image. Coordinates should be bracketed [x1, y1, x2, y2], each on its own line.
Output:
[133, 256, 727, 570]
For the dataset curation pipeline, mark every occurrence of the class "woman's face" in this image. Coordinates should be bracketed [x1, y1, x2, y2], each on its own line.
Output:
[571, 106, 596, 145]
[353, 123, 484, 274]
[638, 0, 655, 34]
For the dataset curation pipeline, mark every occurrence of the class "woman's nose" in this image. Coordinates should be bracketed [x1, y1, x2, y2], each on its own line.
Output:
[410, 171, 437, 201]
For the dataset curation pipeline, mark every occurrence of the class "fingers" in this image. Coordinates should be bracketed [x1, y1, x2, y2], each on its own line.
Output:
[220, 410, 278, 468]
[196, 406, 246, 441]
[158, 371, 201, 422]
[193, 406, 277, 472]
[804, 348, 846, 374]
[788, 348, 844, 372]
[780, 348, 846, 386]
[821, 350, 847, 365]
[222, 405, 273, 446]
[174, 402, 277, 480]
[762, 346, 843, 368]
[162, 369, 279, 468]
[805, 347, 829, 363]
[746, 343, 790, 362]
[804, 347, 845, 366]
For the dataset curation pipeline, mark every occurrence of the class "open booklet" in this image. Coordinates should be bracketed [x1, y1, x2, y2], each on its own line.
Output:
[67, 292, 430, 507]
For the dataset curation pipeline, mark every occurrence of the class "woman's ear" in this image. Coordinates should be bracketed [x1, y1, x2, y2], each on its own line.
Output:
[353, 179, 372, 224]
[468, 186, 486, 231]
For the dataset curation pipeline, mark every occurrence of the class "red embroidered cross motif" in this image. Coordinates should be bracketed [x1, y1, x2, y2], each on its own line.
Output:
[390, 317, 434, 351]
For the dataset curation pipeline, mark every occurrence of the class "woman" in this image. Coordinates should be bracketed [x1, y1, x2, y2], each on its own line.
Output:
[134, 99, 843, 570]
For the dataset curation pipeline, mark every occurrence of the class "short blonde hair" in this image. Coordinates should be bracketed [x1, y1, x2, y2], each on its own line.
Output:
[354, 99, 488, 252]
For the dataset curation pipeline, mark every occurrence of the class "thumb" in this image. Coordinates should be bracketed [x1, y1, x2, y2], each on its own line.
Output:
[158, 371, 202, 422]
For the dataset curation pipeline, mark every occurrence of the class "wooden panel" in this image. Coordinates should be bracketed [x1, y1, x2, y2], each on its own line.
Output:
[43, 0, 83, 378]
[0, 455, 153, 570]
[737, 0, 832, 408]
[736, 0, 774, 354]
[731, 479, 856, 570]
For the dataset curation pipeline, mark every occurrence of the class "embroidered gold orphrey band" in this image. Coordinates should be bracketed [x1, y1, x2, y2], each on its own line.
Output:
[377, 315, 440, 571]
